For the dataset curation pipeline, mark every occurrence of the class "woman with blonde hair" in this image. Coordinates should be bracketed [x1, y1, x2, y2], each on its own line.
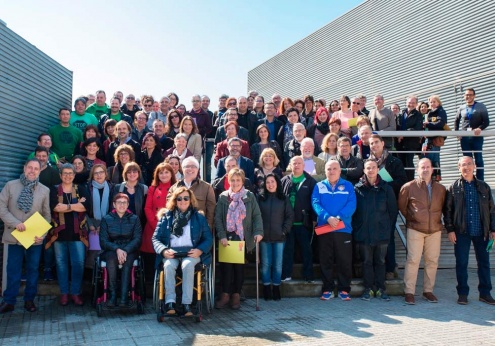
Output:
[215, 168, 263, 310]
[152, 186, 212, 316]
[423, 95, 447, 180]
[318, 133, 339, 162]
[254, 148, 283, 195]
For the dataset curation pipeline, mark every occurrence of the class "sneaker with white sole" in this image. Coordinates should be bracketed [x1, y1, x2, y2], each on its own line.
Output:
[320, 291, 334, 300]
[338, 291, 351, 301]
[282, 277, 292, 282]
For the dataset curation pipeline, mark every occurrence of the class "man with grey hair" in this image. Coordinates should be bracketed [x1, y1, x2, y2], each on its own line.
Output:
[283, 122, 306, 170]
[121, 94, 140, 120]
[167, 157, 216, 229]
[399, 158, 446, 305]
[356, 94, 369, 115]
[147, 96, 169, 128]
[286, 137, 325, 182]
[248, 90, 259, 99]
[352, 125, 373, 159]
[215, 137, 254, 183]
[369, 94, 396, 148]
[272, 93, 282, 111]
[0, 159, 51, 313]
[188, 94, 213, 139]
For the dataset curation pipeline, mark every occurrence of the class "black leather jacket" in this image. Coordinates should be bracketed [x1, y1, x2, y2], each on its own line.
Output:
[444, 177, 495, 238]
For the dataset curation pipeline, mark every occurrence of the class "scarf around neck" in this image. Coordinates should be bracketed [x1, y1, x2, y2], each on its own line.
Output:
[370, 149, 389, 169]
[17, 173, 38, 213]
[171, 206, 193, 237]
[226, 187, 247, 240]
[91, 180, 110, 220]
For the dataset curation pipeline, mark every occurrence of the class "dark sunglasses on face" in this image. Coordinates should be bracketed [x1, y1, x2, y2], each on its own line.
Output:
[176, 196, 190, 202]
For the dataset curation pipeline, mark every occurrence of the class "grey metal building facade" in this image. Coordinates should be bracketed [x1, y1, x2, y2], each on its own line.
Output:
[248, 0, 495, 186]
[0, 20, 73, 190]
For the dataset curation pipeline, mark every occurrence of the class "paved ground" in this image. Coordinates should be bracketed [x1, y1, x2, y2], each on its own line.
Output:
[0, 269, 494, 346]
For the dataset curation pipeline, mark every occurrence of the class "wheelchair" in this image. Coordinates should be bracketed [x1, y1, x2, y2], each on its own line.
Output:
[153, 255, 214, 323]
[92, 255, 146, 317]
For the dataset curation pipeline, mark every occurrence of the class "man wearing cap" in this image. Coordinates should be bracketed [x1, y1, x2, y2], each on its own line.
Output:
[70, 97, 98, 131]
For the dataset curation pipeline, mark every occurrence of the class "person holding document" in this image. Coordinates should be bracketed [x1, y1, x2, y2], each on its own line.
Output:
[0, 159, 50, 313]
[353, 160, 397, 301]
[369, 134, 407, 280]
[312, 160, 356, 301]
[215, 168, 263, 310]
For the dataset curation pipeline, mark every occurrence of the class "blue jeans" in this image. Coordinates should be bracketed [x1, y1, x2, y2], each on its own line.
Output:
[54, 241, 86, 295]
[460, 136, 484, 180]
[2, 244, 42, 305]
[42, 237, 55, 270]
[260, 242, 285, 285]
[282, 224, 314, 280]
[164, 256, 201, 304]
[454, 232, 492, 296]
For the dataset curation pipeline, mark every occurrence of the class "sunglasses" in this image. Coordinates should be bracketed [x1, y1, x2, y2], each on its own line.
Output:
[170, 115, 180, 119]
[176, 196, 190, 202]
[228, 102, 237, 106]
[352, 102, 360, 105]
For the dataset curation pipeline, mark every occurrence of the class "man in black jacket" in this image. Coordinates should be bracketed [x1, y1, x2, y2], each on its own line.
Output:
[396, 96, 423, 181]
[369, 134, 407, 280]
[445, 156, 495, 305]
[106, 120, 142, 167]
[281, 156, 316, 282]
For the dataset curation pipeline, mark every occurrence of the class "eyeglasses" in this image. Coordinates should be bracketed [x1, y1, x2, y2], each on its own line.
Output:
[138, 117, 147, 121]
[170, 115, 180, 119]
[192, 100, 201, 103]
[126, 97, 135, 100]
[144, 104, 152, 107]
[183, 165, 198, 169]
[93, 171, 106, 175]
[352, 102, 360, 105]
[115, 201, 128, 205]
[176, 196, 190, 202]
[62, 172, 75, 176]
[127, 169, 139, 174]
[119, 152, 130, 156]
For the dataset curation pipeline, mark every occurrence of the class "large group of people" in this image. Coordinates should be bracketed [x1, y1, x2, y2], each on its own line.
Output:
[0, 88, 493, 314]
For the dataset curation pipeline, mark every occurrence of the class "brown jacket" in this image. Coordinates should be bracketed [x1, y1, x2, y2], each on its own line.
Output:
[168, 179, 216, 230]
[398, 178, 446, 234]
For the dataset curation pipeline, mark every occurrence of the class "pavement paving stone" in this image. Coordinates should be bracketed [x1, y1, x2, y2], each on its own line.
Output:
[0, 269, 494, 345]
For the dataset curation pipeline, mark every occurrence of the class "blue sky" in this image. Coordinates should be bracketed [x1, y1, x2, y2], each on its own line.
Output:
[2, 0, 363, 108]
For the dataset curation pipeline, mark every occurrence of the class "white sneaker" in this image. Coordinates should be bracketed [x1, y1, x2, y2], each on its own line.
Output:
[282, 277, 292, 282]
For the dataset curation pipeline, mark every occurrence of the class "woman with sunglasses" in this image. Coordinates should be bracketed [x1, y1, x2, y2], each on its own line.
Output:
[215, 168, 263, 310]
[166, 109, 182, 139]
[152, 186, 212, 316]
[99, 193, 142, 307]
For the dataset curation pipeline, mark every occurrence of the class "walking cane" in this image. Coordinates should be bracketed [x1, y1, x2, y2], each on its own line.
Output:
[255, 240, 260, 311]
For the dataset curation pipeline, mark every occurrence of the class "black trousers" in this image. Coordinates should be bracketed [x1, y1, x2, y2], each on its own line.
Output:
[318, 232, 352, 293]
[102, 251, 138, 300]
[358, 243, 388, 291]
[220, 262, 244, 294]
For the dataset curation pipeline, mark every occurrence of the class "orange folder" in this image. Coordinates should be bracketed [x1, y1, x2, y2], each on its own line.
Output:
[315, 221, 345, 235]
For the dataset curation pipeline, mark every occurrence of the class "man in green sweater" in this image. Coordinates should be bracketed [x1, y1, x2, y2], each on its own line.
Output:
[86, 90, 109, 120]
[70, 97, 98, 131]
[48, 108, 83, 161]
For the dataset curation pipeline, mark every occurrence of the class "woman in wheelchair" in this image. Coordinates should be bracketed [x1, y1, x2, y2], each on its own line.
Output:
[99, 193, 142, 307]
[152, 186, 212, 317]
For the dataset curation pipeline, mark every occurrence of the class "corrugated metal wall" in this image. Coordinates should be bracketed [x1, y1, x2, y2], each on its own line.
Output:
[248, 0, 495, 187]
[0, 20, 73, 190]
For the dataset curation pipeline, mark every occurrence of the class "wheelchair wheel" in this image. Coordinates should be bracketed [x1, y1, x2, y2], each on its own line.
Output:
[153, 267, 164, 314]
[91, 257, 101, 308]
[203, 264, 214, 314]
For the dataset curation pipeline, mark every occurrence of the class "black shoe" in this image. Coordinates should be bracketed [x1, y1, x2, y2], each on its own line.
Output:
[182, 304, 193, 317]
[24, 300, 37, 312]
[457, 295, 468, 305]
[479, 295, 495, 305]
[107, 292, 117, 308]
[0, 302, 15, 313]
[272, 285, 281, 301]
[166, 302, 176, 315]
[263, 285, 272, 301]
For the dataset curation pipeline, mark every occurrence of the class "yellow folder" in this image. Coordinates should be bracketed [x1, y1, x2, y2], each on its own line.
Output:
[218, 240, 245, 264]
[347, 117, 358, 127]
[11, 212, 52, 249]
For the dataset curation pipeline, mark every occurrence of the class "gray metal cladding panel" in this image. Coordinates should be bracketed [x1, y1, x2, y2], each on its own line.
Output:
[248, 0, 495, 188]
[0, 22, 73, 190]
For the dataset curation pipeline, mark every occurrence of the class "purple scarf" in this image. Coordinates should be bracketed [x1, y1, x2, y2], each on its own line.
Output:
[226, 187, 247, 240]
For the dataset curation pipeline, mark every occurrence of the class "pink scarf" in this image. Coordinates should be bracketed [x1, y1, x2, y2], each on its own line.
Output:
[226, 187, 247, 240]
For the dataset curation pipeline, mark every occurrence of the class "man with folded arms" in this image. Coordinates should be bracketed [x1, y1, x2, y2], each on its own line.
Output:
[0, 159, 51, 313]
[399, 158, 446, 305]
[312, 160, 356, 301]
